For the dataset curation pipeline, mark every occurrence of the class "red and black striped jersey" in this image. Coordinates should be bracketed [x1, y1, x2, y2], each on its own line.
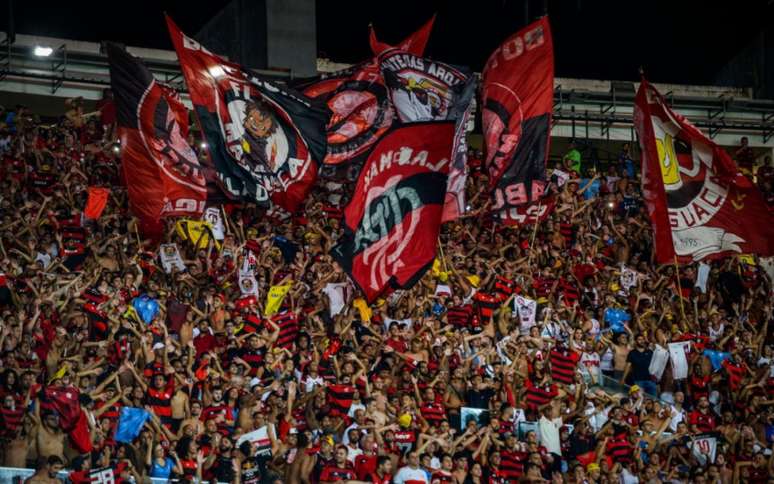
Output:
[327, 383, 355, 416]
[550, 348, 580, 385]
[272, 311, 299, 349]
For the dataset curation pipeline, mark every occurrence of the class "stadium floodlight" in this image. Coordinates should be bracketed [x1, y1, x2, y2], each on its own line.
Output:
[33, 46, 54, 57]
[200, 142, 208, 149]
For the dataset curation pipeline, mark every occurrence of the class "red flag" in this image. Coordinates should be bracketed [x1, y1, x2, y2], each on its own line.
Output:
[483, 17, 554, 219]
[332, 122, 454, 303]
[107, 43, 208, 223]
[84, 187, 110, 220]
[634, 78, 774, 263]
[369, 15, 436, 56]
[70, 409, 93, 453]
[39, 385, 92, 453]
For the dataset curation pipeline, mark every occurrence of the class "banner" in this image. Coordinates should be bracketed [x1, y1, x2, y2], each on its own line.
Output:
[649, 344, 669, 380]
[107, 43, 208, 221]
[668, 341, 690, 380]
[380, 51, 470, 124]
[620, 266, 639, 292]
[175, 219, 219, 250]
[265, 281, 292, 316]
[496, 195, 556, 226]
[690, 434, 717, 465]
[512, 295, 538, 331]
[332, 122, 454, 302]
[167, 16, 328, 211]
[634, 78, 774, 263]
[84, 187, 110, 220]
[159, 243, 185, 273]
[239, 273, 259, 297]
[482, 17, 554, 218]
[202, 206, 225, 240]
[369, 15, 435, 56]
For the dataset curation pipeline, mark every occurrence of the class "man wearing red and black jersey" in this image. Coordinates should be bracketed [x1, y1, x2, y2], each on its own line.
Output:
[319, 445, 357, 483]
[688, 396, 717, 433]
[366, 455, 393, 484]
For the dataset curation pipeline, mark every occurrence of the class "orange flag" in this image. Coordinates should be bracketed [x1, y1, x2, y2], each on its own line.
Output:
[84, 187, 110, 219]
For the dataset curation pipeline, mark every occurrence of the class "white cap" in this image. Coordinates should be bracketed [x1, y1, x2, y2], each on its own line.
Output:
[152, 342, 165, 351]
[192, 327, 201, 339]
[249, 377, 261, 389]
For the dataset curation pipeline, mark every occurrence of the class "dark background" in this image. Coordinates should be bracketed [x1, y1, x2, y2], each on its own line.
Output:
[2, 0, 772, 83]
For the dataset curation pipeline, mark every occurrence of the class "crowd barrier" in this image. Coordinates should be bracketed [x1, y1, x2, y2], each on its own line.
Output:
[0, 466, 224, 483]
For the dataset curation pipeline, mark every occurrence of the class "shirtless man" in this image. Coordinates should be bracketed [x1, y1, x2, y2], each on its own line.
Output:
[178, 400, 205, 438]
[33, 410, 65, 462]
[24, 455, 65, 484]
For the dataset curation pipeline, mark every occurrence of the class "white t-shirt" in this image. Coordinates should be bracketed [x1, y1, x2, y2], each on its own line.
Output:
[393, 466, 429, 484]
[538, 415, 563, 456]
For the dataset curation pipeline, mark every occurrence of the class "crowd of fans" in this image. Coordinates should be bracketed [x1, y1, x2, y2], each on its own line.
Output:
[0, 94, 774, 484]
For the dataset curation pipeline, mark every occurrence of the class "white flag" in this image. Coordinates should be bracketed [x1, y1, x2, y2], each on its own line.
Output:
[202, 207, 225, 241]
[690, 434, 717, 465]
[649, 344, 669, 380]
[668, 341, 691, 380]
[239, 273, 259, 296]
[159, 244, 185, 273]
[512, 295, 537, 332]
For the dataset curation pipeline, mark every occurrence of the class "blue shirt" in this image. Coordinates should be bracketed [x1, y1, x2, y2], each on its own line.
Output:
[579, 178, 601, 200]
[150, 457, 175, 479]
[604, 307, 630, 333]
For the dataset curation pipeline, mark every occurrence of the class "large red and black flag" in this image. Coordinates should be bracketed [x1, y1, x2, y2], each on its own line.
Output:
[634, 78, 774, 263]
[292, 16, 436, 167]
[332, 122, 454, 303]
[482, 17, 554, 223]
[107, 43, 209, 223]
[166, 16, 329, 212]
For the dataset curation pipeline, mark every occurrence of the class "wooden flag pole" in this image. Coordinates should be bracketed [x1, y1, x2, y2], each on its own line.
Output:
[674, 255, 687, 323]
[527, 201, 543, 266]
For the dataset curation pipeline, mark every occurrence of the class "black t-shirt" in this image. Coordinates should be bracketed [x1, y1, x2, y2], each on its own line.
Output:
[466, 388, 495, 409]
[626, 348, 653, 382]
[240, 456, 263, 484]
[212, 455, 237, 483]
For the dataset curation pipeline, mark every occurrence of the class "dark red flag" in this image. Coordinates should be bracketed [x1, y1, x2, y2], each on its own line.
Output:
[107, 43, 208, 222]
[332, 122, 454, 302]
[483, 17, 554, 220]
[634, 78, 774, 263]
[369, 15, 436, 56]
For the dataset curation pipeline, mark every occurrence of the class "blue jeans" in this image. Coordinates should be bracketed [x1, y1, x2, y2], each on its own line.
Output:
[635, 380, 658, 397]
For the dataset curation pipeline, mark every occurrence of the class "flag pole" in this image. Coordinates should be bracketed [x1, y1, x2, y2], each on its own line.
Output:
[674, 255, 687, 323]
[437, 237, 448, 273]
[527, 200, 543, 266]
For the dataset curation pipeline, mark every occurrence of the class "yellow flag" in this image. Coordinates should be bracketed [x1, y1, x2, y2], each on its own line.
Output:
[352, 298, 372, 322]
[265, 281, 292, 316]
[123, 306, 140, 323]
[738, 254, 756, 266]
[431, 258, 449, 282]
[467, 274, 481, 288]
[176, 220, 220, 250]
